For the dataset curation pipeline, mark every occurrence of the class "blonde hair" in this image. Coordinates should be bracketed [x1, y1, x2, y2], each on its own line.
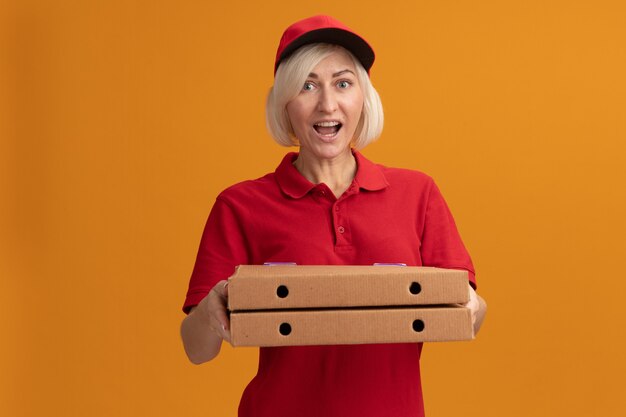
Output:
[266, 43, 384, 149]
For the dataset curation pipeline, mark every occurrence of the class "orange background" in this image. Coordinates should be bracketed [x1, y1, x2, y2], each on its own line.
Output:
[2, 0, 626, 416]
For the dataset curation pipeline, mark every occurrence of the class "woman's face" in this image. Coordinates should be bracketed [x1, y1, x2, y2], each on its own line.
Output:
[286, 49, 364, 161]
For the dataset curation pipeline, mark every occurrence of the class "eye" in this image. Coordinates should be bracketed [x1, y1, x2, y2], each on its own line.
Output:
[337, 80, 351, 89]
[302, 82, 315, 91]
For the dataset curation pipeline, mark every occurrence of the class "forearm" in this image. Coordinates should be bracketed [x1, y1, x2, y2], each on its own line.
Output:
[180, 307, 223, 364]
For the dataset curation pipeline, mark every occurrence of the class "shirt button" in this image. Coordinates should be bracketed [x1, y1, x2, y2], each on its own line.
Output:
[338, 226, 345, 234]
[334, 206, 340, 211]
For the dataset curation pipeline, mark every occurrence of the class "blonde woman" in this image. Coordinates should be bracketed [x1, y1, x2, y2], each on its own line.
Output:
[181, 15, 486, 417]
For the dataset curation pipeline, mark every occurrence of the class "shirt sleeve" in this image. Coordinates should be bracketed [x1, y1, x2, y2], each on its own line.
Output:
[420, 179, 477, 289]
[182, 196, 251, 313]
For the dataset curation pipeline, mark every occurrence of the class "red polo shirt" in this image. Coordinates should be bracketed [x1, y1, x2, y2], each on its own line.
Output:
[184, 150, 475, 417]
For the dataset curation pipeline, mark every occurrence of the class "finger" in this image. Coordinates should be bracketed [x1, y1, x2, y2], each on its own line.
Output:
[471, 298, 479, 319]
[214, 306, 231, 332]
[470, 296, 479, 311]
[213, 281, 230, 303]
[222, 328, 232, 345]
[211, 280, 226, 296]
[462, 298, 477, 323]
[208, 313, 229, 341]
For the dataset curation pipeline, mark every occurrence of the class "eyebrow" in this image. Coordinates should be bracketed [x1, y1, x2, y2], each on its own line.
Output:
[308, 69, 356, 79]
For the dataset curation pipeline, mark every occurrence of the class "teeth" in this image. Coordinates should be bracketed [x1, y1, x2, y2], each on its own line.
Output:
[314, 121, 340, 127]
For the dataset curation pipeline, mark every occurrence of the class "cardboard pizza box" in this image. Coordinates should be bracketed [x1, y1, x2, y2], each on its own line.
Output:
[228, 265, 470, 311]
[230, 306, 473, 347]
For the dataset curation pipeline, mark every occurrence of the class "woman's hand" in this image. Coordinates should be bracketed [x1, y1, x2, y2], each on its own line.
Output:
[196, 280, 232, 343]
[180, 280, 231, 364]
[464, 285, 487, 336]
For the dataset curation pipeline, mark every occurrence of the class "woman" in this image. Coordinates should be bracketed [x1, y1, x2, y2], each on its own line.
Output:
[181, 15, 486, 417]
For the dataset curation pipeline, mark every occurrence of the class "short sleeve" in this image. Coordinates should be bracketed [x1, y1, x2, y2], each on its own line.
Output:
[420, 179, 477, 288]
[182, 197, 250, 313]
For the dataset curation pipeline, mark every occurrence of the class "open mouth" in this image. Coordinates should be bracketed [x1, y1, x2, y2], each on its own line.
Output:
[313, 121, 343, 137]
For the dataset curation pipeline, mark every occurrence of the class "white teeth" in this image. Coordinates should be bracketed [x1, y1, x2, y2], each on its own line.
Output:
[314, 121, 340, 127]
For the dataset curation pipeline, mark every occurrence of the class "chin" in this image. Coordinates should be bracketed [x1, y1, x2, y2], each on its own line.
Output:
[307, 141, 352, 160]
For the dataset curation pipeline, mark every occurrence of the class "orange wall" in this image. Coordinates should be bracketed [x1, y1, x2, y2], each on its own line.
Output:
[2, 1, 626, 416]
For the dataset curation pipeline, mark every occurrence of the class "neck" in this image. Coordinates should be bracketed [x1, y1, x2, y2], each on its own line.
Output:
[293, 148, 357, 198]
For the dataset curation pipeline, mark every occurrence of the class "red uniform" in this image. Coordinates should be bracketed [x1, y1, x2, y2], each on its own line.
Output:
[184, 150, 475, 417]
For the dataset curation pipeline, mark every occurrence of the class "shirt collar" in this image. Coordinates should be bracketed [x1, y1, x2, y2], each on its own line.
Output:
[353, 150, 390, 192]
[275, 152, 316, 199]
[275, 150, 389, 199]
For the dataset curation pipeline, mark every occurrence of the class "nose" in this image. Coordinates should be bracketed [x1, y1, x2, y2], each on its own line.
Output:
[316, 88, 338, 113]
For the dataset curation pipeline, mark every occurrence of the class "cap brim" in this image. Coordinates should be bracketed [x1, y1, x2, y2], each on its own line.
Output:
[275, 28, 375, 74]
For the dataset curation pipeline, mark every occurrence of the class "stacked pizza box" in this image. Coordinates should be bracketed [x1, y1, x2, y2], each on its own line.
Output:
[227, 265, 473, 347]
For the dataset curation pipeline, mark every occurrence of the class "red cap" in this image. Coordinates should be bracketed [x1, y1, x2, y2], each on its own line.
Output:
[274, 15, 375, 75]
